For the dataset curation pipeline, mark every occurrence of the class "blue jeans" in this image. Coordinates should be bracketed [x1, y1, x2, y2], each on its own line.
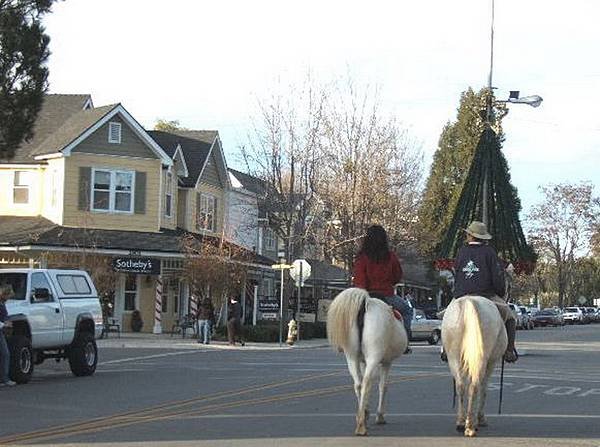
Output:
[0, 332, 10, 383]
[197, 319, 211, 344]
[385, 295, 413, 339]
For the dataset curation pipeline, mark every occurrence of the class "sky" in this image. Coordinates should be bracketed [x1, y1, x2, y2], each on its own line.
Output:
[43, 0, 600, 216]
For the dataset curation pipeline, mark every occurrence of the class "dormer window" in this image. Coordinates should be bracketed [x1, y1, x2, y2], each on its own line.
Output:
[108, 122, 122, 144]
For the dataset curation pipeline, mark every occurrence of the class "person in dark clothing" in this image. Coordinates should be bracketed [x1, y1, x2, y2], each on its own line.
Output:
[353, 225, 413, 353]
[196, 296, 215, 344]
[227, 296, 245, 346]
[0, 284, 16, 387]
[442, 220, 518, 363]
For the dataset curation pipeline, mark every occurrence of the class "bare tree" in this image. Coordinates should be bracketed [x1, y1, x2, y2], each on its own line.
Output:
[240, 76, 327, 262]
[526, 182, 600, 307]
[180, 232, 250, 321]
[317, 79, 423, 268]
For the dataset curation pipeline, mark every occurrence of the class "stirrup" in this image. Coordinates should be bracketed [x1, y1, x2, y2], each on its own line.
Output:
[440, 349, 448, 362]
[503, 347, 518, 363]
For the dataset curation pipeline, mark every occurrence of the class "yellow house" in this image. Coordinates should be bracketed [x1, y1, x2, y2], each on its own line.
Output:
[0, 94, 271, 333]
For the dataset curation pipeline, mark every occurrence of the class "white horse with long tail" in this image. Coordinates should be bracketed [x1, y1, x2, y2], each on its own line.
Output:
[327, 287, 408, 436]
[441, 295, 507, 437]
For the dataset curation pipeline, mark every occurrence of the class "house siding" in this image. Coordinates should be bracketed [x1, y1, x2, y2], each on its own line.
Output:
[62, 153, 161, 232]
[227, 189, 258, 250]
[72, 116, 157, 159]
[40, 158, 65, 225]
[201, 150, 222, 188]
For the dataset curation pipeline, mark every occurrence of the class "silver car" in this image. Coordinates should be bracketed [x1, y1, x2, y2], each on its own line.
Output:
[410, 309, 442, 345]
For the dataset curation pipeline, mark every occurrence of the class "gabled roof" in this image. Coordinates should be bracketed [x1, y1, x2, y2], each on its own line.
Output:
[3, 94, 91, 163]
[2, 94, 172, 166]
[149, 130, 218, 188]
[32, 104, 119, 157]
[228, 168, 267, 196]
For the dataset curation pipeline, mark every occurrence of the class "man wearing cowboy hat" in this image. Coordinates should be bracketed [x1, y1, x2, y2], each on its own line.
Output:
[451, 220, 518, 363]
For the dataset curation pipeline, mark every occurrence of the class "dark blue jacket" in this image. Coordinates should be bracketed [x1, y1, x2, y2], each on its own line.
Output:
[453, 243, 505, 298]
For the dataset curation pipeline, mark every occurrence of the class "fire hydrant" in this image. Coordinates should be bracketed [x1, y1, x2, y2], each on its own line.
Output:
[287, 319, 298, 345]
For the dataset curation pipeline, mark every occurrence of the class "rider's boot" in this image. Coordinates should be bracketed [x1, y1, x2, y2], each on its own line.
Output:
[504, 318, 518, 363]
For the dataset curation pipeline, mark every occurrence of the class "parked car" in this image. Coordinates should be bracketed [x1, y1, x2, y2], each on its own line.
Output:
[0, 268, 102, 383]
[531, 308, 565, 327]
[563, 307, 585, 324]
[410, 309, 442, 345]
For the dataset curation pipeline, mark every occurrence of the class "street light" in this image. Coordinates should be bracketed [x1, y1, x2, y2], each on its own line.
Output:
[498, 91, 543, 108]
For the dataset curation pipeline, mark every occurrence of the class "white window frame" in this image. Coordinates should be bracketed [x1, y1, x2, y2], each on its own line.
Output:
[12, 170, 31, 205]
[197, 193, 216, 232]
[264, 228, 276, 251]
[165, 172, 173, 218]
[108, 121, 122, 144]
[91, 168, 135, 214]
[123, 274, 139, 312]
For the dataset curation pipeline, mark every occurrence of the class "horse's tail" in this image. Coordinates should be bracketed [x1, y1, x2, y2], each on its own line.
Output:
[327, 288, 369, 353]
[460, 297, 486, 384]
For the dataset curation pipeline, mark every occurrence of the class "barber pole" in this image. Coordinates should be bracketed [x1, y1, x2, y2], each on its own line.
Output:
[153, 275, 163, 334]
[190, 292, 198, 317]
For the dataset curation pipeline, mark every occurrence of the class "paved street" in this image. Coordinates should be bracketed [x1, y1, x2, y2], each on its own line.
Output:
[1, 325, 600, 447]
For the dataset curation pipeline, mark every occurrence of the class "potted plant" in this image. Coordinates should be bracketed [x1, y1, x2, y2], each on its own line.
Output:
[131, 310, 143, 332]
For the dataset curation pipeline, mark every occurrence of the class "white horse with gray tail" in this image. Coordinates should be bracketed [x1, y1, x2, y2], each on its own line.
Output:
[441, 295, 507, 437]
[327, 287, 408, 436]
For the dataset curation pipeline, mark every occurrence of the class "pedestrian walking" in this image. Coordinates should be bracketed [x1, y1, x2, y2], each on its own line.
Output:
[196, 296, 215, 344]
[0, 284, 16, 387]
[227, 296, 245, 346]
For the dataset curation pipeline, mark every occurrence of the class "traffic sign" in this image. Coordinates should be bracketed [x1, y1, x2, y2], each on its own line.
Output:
[290, 259, 311, 286]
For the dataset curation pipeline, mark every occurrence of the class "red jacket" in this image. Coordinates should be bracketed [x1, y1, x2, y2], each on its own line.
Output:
[353, 251, 403, 297]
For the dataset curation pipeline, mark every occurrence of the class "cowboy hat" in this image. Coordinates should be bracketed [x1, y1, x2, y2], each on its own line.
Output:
[465, 220, 492, 240]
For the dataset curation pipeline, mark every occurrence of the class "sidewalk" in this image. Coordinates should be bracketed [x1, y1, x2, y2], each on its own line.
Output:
[97, 332, 329, 351]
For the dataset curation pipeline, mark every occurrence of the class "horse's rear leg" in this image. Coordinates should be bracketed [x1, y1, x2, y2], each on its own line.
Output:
[355, 361, 377, 436]
[454, 377, 466, 431]
[477, 361, 496, 428]
[465, 382, 482, 437]
[346, 356, 363, 406]
[375, 362, 391, 425]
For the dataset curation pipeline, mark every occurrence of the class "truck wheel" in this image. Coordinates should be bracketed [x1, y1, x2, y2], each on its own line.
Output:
[9, 335, 34, 384]
[68, 332, 98, 377]
[428, 330, 441, 345]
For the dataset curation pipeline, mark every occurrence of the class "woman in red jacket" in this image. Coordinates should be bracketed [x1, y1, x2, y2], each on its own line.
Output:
[353, 225, 413, 353]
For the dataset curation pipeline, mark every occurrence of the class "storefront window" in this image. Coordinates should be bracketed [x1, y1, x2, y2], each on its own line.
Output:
[124, 274, 137, 311]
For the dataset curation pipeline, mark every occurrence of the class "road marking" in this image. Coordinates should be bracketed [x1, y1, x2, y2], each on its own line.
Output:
[168, 412, 600, 420]
[100, 350, 204, 365]
[0, 370, 343, 445]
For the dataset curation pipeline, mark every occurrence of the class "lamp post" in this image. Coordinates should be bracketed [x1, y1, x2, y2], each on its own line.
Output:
[482, 0, 543, 227]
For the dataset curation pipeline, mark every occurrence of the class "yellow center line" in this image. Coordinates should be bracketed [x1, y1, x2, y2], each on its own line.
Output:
[0, 370, 342, 445]
[2, 372, 445, 444]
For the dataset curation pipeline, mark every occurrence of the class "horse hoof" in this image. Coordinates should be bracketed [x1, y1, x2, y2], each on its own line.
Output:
[355, 427, 368, 436]
[464, 428, 477, 437]
[456, 424, 465, 432]
[478, 418, 488, 427]
[375, 414, 386, 425]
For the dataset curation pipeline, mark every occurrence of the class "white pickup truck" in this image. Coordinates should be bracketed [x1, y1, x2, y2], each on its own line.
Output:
[0, 268, 103, 383]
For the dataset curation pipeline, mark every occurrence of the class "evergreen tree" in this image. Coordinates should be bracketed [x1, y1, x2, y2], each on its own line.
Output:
[0, 0, 56, 160]
[417, 87, 506, 257]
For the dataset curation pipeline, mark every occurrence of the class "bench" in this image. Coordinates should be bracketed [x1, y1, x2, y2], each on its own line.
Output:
[101, 317, 121, 338]
[170, 315, 197, 338]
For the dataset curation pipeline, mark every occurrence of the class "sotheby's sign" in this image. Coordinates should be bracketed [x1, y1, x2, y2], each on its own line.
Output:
[112, 257, 161, 275]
